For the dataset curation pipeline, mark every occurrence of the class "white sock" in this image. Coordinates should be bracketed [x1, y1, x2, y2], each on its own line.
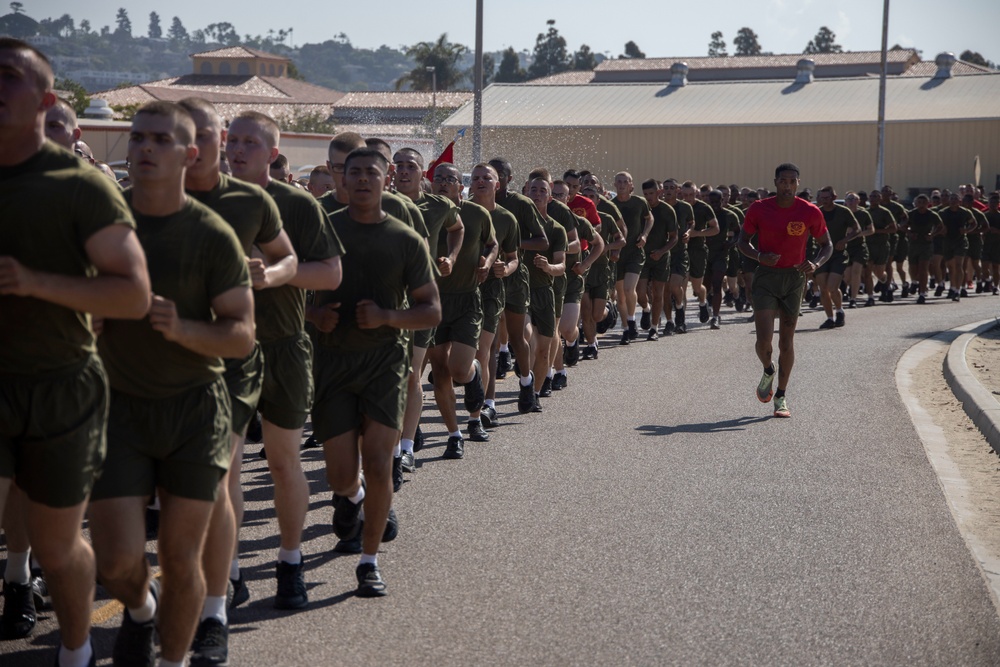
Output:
[127, 587, 157, 624]
[348, 484, 365, 505]
[400, 438, 414, 454]
[520, 374, 532, 387]
[484, 399, 495, 409]
[836, 308, 844, 315]
[642, 308, 650, 313]
[556, 369, 567, 377]
[58, 638, 93, 667]
[499, 344, 509, 352]
[277, 547, 301, 565]
[229, 559, 240, 581]
[4, 550, 30, 584]
[546, 368, 554, 379]
[393, 442, 401, 457]
[627, 316, 635, 322]
[200, 595, 226, 625]
[158, 660, 185, 667]
[359, 553, 377, 567]
[449, 430, 462, 439]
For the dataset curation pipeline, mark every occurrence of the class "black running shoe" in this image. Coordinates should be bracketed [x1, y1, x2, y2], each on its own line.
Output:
[960, 287, 969, 298]
[190, 617, 229, 667]
[413, 426, 424, 452]
[662, 321, 675, 336]
[245, 412, 263, 443]
[228, 570, 249, 610]
[333, 529, 362, 554]
[675, 322, 687, 334]
[400, 450, 415, 472]
[640, 311, 651, 330]
[496, 349, 512, 378]
[392, 456, 403, 492]
[619, 330, 630, 346]
[591, 346, 599, 360]
[848, 299, 856, 309]
[356, 563, 387, 598]
[710, 316, 721, 330]
[866, 296, 876, 307]
[481, 405, 498, 428]
[303, 434, 319, 449]
[935, 284, 945, 297]
[647, 329, 659, 341]
[552, 373, 567, 390]
[809, 295, 820, 309]
[383, 508, 399, 542]
[112, 579, 159, 667]
[468, 419, 489, 442]
[976, 281, 984, 294]
[531, 393, 543, 412]
[952, 291, 961, 302]
[29, 570, 48, 610]
[835, 312, 845, 327]
[627, 320, 639, 340]
[443, 435, 464, 459]
[463, 359, 485, 413]
[901, 284, 910, 298]
[917, 294, 926, 304]
[565, 341, 581, 367]
[581, 345, 594, 360]
[274, 561, 308, 610]
[1, 581, 36, 639]
[698, 303, 710, 323]
[332, 481, 364, 540]
[517, 373, 535, 414]
[723, 291, 734, 307]
[819, 318, 836, 330]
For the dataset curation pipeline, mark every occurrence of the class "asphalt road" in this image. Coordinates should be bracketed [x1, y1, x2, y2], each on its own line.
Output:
[5, 290, 1000, 666]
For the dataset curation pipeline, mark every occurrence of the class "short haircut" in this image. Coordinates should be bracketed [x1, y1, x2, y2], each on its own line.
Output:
[552, 179, 568, 188]
[394, 147, 425, 168]
[708, 189, 724, 199]
[663, 178, 678, 186]
[699, 183, 712, 193]
[471, 162, 497, 178]
[578, 169, 592, 178]
[134, 101, 195, 145]
[641, 178, 658, 191]
[434, 161, 459, 175]
[563, 169, 581, 181]
[344, 147, 389, 170]
[819, 185, 836, 197]
[681, 180, 696, 189]
[528, 167, 551, 183]
[329, 132, 365, 156]
[309, 165, 331, 179]
[914, 193, 929, 203]
[271, 154, 289, 170]
[489, 157, 512, 179]
[0, 37, 53, 92]
[49, 98, 78, 126]
[177, 97, 221, 127]
[233, 111, 280, 149]
[775, 163, 800, 178]
[364, 137, 393, 161]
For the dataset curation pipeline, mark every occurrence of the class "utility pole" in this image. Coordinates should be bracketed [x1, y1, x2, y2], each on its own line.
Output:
[875, 0, 889, 189]
[473, 0, 484, 164]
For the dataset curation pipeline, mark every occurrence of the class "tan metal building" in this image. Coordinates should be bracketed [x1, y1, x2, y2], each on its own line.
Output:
[440, 59, 1000, 196]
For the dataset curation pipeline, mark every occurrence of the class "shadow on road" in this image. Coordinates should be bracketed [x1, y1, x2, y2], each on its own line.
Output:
[636, 415, 771, 436]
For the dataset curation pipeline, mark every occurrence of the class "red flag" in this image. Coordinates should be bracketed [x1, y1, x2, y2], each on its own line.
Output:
[425, 141, 455, 181]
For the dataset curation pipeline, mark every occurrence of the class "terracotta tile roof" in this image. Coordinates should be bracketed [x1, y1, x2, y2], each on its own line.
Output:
[528, 71, 596, 85]
[333, 91, 473, 109]
[595, 49, 919, 72]
[332, 123, 429, 137]
[901, 60, 994, 76]
[191, 46, 289, 61]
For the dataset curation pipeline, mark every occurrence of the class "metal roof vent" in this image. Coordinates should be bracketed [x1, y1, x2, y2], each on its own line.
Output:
[933, 52, 956, 79]
[83, 98, 114, 120]
[795, 58, 815, 84]
[669, 62, 688, 87]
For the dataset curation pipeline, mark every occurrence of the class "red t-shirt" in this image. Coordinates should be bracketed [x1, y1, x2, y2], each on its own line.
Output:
[569, 194, 601, 252]
[742, 196, 827, 269]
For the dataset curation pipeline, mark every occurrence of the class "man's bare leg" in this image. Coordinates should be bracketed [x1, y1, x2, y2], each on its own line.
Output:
[202, 433, 240, 606]
[261, 421, 309, 555]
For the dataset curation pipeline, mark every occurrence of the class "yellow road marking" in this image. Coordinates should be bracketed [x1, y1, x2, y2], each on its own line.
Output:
[91, 572, 161, 626]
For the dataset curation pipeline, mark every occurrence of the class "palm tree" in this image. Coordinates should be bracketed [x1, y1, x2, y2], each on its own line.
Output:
[395, 33, 469, 91]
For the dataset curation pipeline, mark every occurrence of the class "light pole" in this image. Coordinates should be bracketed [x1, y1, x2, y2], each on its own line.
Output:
[473, 0, 483, 163]
[425, 65, 437, 117]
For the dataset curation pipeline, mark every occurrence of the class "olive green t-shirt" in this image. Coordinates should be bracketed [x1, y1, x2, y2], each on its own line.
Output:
[612, 194, 651, 249]
[256, 180, 343, 343]
[707, 208, 740, 255]
[411, 191, 458, 254]
[668, 199, 695, 251]
[647, 201, 678, 252]
[940, 207, 973, 240]
[526, 215, 568, 288]
[906, 208, 942, 240]
[437, 200, 494, 294]
[0, 141, 136, 376]
[821, 204, 857, 245]
[848, 208, 873, 248]
[314, 211, 435, 352]
[187, 173, 282, 255]
[100, 198, 250, 398]
[687, 200, 717, 252]
[590, 211, 618, 271]
[547, 199, 579, 267]
[496, 189, 547, 244]
[596, 196, 622, 225]
[867, 205, 895, 248]
[485, 205, 520, 286]
[885, 199, 908, 230]
[320, 190, 429, 239]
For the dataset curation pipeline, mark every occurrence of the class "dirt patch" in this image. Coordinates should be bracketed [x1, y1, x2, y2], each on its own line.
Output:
[968, 324, 1000, 406]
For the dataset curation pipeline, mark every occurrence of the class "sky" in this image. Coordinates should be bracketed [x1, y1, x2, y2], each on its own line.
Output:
[23, 0, 1000, 65]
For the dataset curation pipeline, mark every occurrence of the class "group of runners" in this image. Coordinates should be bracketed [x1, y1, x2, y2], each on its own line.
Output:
[3, 35, 1000, 667]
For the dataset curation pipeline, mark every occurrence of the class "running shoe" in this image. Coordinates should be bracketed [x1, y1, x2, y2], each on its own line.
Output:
[480, 405, 498, 428]
[228, 571, 249, 609]
[517, 373, 535, 414]
[647, 328, 659, 341]
[400, 450, 415, 473]
[756, 366, 777, 403]
[698, 303, 710, 323]
[640, 311, 651, 330]
[773, 395, 791, 418]
[190, 617, 229, 667]
[539, 376, 553, 397]
[917, 294, 926, 304]
[675, 322, 687, 334]
[332, 480, 364, 540]
[443, 435, 464, 459]
[392, 456, 403, 492]
[819, 318, 836, 330]
[960, 288, 969, 298]
[1, 581, 35, 639]
[662, 321, 675, 336]
[627, 320, 639, 340]
[356, 563, 387, 598]
[113, 578, 159, 667]
[467, 419, 489, 442]
[710, 316, 720, 330]
[463, 360, 485, 413]
[274, 561, 308, 610]
[552, 373, 567, 391]
[496, 349, 512, 377]
[935, 284, 945, 297]
[834, 312, 845, 327]
[619, 330, 630, 346]
[531, 393, 543, 413]
[413, 425, 424, 452]
[383, 508, 399, 542]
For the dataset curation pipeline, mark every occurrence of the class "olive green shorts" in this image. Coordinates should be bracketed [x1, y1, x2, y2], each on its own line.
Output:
[480, 278, 505, 335]
[752, 266, 806, 317]
[92, 378, 231, 502]
[706, 250, 729, 277]
[0, 355, 108, 508]
[847, 241, 869, 265]
[985, 239, 1000, 264]
[671, 248, 690, 276]
[868, 242, 890, 266]
[616, 250, 644, 280]
[413, 327, 436, 349]
[643, 254, 670, 282]
[887, 235, 899, 263]
[893, 235, 909, 263]
[564, 271, 584, 305]
[223, 342, 264, 436]
[312, 343, 409, 440]
[726, 248, 741, 278]
[908, 240, 933, 264]
[529, 285, 556, 338]
[435, 291, 483, 348]
[586, 264, 611, 300]
[968, 234, 983, 261]
[553, 274, 567, 316]
[942, 237, 969, 261]
[504, 267, 530, 315]
[814, 250, 848, 276]
[259, 332, 313, 430]
[688, 247, 708, 279]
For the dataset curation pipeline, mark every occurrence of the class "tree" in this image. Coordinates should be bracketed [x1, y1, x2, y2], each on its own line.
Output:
[10, 2, 23, 14]
[168, 17, 188, 43]
[804, 26, 842, 54]
[572, 44, 597, 71]
[395, 33, 469, 91]
[114, 8, 132, 39]
[495, 47, 527, 83]
[621, 41, 645, 59]
[148, 12, 161, 39]
[79, 19, 91, 35]
[280, 108, 335, 134]
[55, 78, 89, 116]
[733, 27, 763, 56]
[708, 31, 728, 57]
[527, 19, 570, 80]
[960, 50, 996, 68]
[481, 52, 496, 86]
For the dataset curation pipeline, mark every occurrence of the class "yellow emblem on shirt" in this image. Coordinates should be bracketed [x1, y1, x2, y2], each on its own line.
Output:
[787, 221, 806, 236]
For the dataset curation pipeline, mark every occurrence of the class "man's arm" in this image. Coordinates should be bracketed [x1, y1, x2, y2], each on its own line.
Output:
[566, 228, 581, 256]
[575, 232, 605, 274]
[796, 231, 833, 273]
[438, 216, 465, 277]
[478, 236, 500, 283]
[637, 213, 654, 248]
[356, 280, 441, 331]
[250, 229, 298, 290]
[149, 285, 255, 359]
[0, 224, 150, 319]
[288, 255, 342, 291]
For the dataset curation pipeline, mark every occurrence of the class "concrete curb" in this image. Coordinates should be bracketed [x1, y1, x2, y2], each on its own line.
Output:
[944, 318, 1000, 456]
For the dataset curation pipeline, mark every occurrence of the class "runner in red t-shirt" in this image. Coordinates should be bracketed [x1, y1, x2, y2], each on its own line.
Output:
[737, 163, 832, 418]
